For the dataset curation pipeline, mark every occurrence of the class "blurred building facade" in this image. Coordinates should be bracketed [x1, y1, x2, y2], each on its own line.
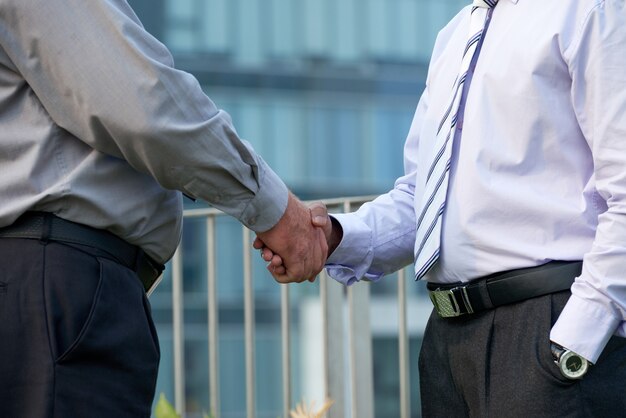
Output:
[126, 1, 467, 417]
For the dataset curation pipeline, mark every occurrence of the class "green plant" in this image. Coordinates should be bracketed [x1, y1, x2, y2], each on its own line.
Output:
[154, 393, 213, 418]
[154, 393, 179, 418]
[153, 393, 333, 418]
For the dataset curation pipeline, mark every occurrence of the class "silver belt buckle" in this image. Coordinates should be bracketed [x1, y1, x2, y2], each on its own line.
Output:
[429, 286, 474, 318]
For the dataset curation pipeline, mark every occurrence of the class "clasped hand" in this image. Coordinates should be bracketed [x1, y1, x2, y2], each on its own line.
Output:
[253, 193, 331, 284]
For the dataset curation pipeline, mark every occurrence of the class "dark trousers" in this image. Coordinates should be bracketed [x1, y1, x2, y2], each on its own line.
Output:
[0, 238, 160, 417]
[419, 290, 626, 417]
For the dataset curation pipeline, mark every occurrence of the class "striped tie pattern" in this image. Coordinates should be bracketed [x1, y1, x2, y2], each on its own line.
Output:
[414, 0, 498, 280]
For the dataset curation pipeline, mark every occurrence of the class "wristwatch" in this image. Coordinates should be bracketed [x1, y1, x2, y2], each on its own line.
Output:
[550, 342, 591, 380]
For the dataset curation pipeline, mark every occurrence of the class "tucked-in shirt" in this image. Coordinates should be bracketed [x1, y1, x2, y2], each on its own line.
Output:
[327, 0, 626, 363]
[0, 0, 288, 263]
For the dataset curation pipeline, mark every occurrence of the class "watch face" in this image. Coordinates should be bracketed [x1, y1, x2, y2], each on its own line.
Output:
[560, 350, 589, 379]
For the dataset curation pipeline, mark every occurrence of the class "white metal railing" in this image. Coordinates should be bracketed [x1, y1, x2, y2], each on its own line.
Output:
[169, 195, 413, 418]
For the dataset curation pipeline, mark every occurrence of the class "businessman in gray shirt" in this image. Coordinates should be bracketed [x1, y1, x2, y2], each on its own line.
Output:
[0, 0, 327, 416]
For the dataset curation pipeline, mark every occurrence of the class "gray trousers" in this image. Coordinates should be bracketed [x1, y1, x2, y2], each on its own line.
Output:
[419, 291, 626, 417]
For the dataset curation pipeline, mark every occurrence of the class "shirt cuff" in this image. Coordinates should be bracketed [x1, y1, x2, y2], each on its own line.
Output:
[325, 213, 382, 286]
[239, 157, 289, 233]
[550, 293, 620, 364]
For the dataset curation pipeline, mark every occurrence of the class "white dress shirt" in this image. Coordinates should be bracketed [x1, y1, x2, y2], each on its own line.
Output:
[327, 0, 626, 363]
[0, 0, 288, 263]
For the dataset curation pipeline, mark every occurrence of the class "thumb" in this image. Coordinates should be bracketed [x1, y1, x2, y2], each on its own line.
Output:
[309, 201, 328, 227]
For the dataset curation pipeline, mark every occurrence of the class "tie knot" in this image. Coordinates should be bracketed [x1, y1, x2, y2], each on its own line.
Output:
[473, 0, 498, 8]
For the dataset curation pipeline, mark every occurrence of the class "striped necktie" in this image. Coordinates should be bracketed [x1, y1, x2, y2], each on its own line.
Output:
[414, 0, 498, 280]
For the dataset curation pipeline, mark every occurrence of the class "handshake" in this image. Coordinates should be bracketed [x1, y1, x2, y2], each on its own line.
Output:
[253, 192, 342, 284]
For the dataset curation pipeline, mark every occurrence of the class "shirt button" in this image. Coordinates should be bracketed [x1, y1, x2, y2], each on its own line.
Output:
[248, 216, 257, 226]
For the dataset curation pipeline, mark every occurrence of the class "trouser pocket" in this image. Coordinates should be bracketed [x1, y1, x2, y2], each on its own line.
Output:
[46, 247, 160, 418]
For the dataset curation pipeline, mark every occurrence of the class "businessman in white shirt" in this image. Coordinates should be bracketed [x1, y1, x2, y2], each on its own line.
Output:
[259, 0, 626, 415]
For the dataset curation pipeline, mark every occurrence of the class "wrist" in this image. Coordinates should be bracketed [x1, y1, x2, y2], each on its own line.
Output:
[327, 216, 343, 257]
[550, 341, 592, 380]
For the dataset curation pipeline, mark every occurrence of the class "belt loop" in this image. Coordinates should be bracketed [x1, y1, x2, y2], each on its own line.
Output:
[40, 213, 53, 244]
[476, 279, 494, 310]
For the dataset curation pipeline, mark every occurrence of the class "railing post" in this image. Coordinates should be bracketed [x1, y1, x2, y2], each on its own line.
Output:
[348, 283, 374, 418]
[281, 284, 292, 418]
[243, 228, 256, 418]
[398, 269, 411, 418]
[207, 217, 220, 417]
[172, 246, 186, 416]
[343, 198, 375, 418]
[320, 270, 346, 418]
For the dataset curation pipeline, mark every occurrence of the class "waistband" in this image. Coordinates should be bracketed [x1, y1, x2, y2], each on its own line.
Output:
[0, 212, 163, 293]
[427, 260, 582, 318]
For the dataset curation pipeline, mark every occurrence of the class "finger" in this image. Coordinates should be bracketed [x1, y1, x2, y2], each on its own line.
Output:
[271, 271, 296, 284]
[261, 247, 274, 262]
[309, 201, 329, 227]
[252, 237, 265, 250]
[269, 253, 284, 267]
[267, 264, 287, 276]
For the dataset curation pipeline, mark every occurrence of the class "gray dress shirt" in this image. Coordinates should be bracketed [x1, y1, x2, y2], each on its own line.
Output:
[0, 0, 288, 263]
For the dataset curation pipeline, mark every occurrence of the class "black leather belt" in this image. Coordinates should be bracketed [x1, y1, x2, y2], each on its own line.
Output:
[427, 260, 582, 318]
[0, 212, 163, 293]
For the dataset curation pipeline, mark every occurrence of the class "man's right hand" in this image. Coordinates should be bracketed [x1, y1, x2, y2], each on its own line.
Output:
[254, 199, 342, 281]
[254, 193, 329, 283]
